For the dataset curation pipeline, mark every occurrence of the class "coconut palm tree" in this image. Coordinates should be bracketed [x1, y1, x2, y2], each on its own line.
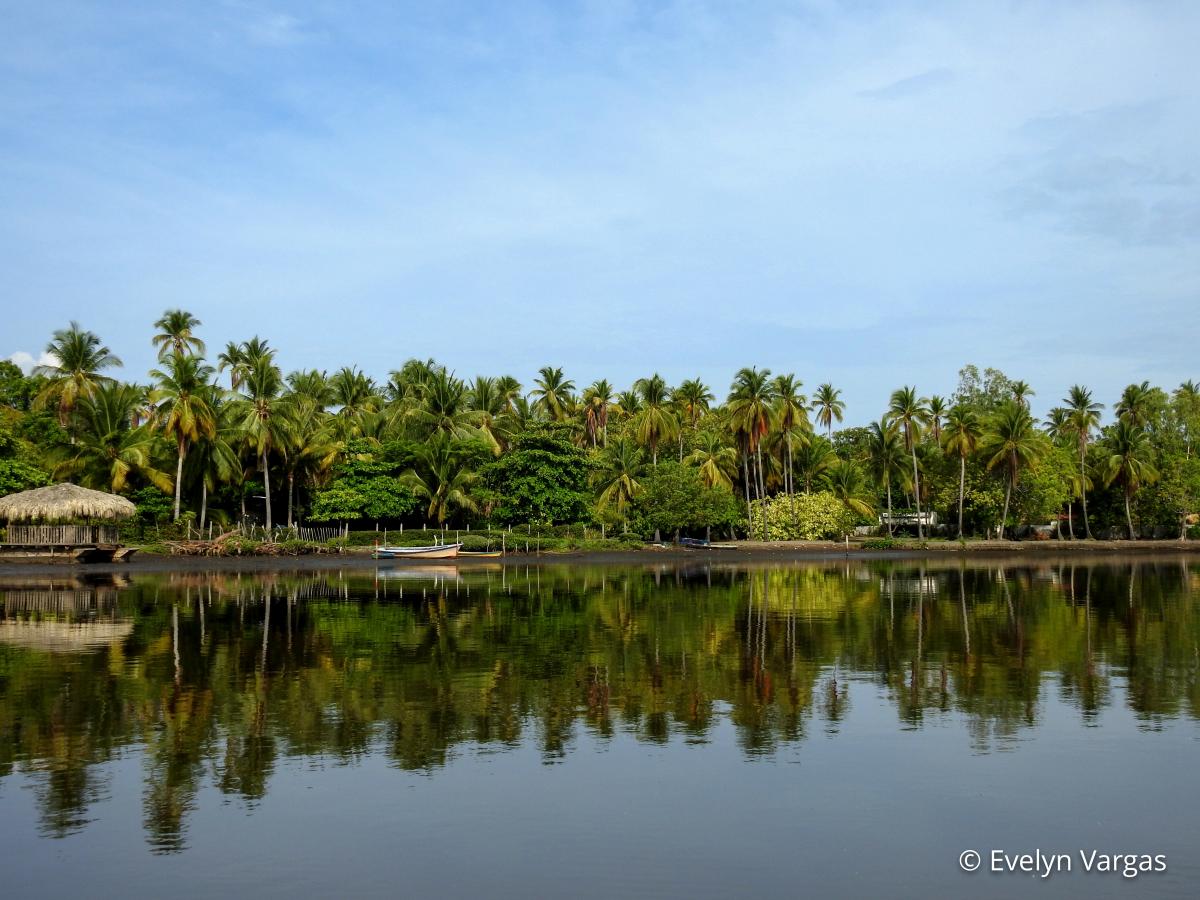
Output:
[495, 375, 523, 413]
[980, 401, 1046, 539]
[468, 376, 508, 450]
[149, 353, 217, 521]
[190, 392, 240, 532]
[328, 366, 379, 440]
[825, 459, 875, 521]
[286, 369, 334, 408]
[1116, 381, 1156, 428]
[927, 396, 948, 443]
[403, 436, 479, 525]
[1102, 420, 1159, 540]
[727, 368, 775, 534]
[531, 366, 575, 422]
[772, 374, 809, 499]
[887, 386, 930, 539]
[1010, 380, 1035, 409]
[52, 382, 171, 493]
[412, 369, 493, 450]
[593, 438, 645, 530]
[793, 436, 837, 494]
[581, 379, 616, 448]
[615, 389, 641, 422]
[1173, 380, 1200, 458]
[631, 374, 678, 467]
[231, 351, 291, 530]
[151, 309, 205, 359]
[1063, 385, 1104, 538]
[216, 341, 248, 391]
[941, 405, 982, 539]
[864, 418, 906, 535]
[686, 431, 738, 490]
[811, 384, 844, 438]
[33, 322, 123, 433]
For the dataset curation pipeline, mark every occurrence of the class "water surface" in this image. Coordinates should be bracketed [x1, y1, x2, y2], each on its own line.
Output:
[1, 559, 1198, 898]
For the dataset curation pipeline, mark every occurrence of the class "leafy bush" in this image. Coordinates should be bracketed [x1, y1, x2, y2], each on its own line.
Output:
[862, 537, 897, 550]
[751, 492, 857, 540]
[483, 426, 593, 526]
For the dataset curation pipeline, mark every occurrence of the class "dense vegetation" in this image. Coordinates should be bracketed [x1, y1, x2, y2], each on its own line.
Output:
[2, 312, 1199, 541]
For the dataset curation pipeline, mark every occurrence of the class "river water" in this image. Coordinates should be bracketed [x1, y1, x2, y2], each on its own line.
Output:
[1, 558, 1197, 898]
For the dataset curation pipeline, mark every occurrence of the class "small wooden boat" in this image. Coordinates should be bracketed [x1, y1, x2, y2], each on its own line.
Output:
[678, 537, 739, 550]
[373, 543, 462, 559]
[459, 550, 503, 558]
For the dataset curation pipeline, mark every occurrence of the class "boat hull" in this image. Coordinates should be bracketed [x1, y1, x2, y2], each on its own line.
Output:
[374, 543, 462, 559]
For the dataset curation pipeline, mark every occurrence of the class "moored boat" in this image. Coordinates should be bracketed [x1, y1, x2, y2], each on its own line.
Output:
[459, 550, 503, 558]
[373, 543, 462, 559]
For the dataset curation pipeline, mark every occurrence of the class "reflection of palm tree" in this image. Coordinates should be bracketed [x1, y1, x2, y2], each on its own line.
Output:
[33, 321, 123, 433]
[1102, 420, 1159, 540]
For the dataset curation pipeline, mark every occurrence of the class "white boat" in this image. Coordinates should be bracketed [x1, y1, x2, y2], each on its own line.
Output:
[373, 543, 462, 559]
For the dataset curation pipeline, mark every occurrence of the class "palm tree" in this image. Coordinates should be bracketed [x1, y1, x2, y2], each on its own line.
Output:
[52, 383, 171, 493]
[941, 405, 982, 539]
[1011, 380, 1035, 409]
[404, 436, 479, 525]
[286, 369, 334, 408]
[674, 378, 713, 430]
[149, 353, 217, 521]
[582, 379, 616, 448]
[531, 366, 575, 422]
[216, 341, 247, 391]
[980, 401, 1046, 539]
[686, 432, 738, 490]
[793, 436, 837, 494]
[468, 376, 508, 450]
[151, 310, 205, 359]
[727, 368, 775, 533]
[1116, 381, 1156, 427]
[593, 438, 645, 530]
[825, 459, 875, 521]
[232, 351, 291, 530]
[772, 374, 808, 499]
[927, 396, 948, 443]
[631, 374, 678, 467]
[864, 418, 907, 535]
[887, 387, 930, 539]
[1102, 420, 1159, 540]
[495, 375, 523, 413]
[811, 384, 844, 438]
[33, 322, 123, 432]
[328, 366, 379, 440]
[412, 369, 494, 450]
[1173, 380, 1200, 458]
[1063, 385, 1103, 538]
[190, 392, 240, 532]
[615, 389, 641, 421]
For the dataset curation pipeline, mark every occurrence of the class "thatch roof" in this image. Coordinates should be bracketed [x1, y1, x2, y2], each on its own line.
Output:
[0, 483, 137, 522]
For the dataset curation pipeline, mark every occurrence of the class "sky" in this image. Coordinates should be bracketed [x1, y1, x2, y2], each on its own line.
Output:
[2, 0, 1198, 424]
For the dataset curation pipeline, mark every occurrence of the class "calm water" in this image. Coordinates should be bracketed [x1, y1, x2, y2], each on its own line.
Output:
[1, 559, 1198, 898]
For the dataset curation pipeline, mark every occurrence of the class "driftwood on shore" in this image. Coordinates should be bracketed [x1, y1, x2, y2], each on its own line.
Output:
[161, 530, 343, 557]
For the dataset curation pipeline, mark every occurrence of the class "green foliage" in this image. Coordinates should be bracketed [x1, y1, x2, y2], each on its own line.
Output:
[131, 485, 174, 526]
[629, 462, 744, 537]
[483, 425, 593, 525]
[1013, 445, 1073, 527]
[0, 457, 51, 494]
[308, 439, 421, 522]
[751, 492, 857, 540]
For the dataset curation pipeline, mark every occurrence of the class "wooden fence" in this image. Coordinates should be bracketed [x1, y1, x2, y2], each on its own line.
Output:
[3, 524, 121, 546]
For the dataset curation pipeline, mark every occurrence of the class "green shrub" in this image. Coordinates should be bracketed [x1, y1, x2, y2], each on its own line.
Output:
[750, 492, 857, 540]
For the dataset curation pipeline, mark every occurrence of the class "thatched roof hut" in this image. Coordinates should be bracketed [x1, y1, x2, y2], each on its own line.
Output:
[0, 484, 136, 523]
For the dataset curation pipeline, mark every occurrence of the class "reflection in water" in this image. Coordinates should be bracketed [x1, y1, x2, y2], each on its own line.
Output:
[0, 559, 1197, 853]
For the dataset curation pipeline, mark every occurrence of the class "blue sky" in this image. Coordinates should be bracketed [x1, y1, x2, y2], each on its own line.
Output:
[3, 0, 1198, 423]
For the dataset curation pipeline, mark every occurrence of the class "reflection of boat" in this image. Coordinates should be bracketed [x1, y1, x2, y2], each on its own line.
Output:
[0, 619, 133, 652]
[373, 543, 462, 559]
[459, 550, 503, 558]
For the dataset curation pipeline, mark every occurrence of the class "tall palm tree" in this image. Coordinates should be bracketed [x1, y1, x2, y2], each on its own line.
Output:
[825, 459, 875, 521]
[980, 401, 1046, 539]
[52, 383, 171, 493]
[1010, 380, 1035, 409]
[232, 351, 291, 530]
[811, 384, 844, 438]
[927, 396, 948, 443]
[33, 322, 123, 433]
[531, 366, 575, 422]
[631, 374, 678, 467]
[216, 341, 247, 391]
[1173, 380, 1200, 458]
[674, 378, 713, 430]
[412, 369, 494, 450]
[1116, 381, 1156, 428]
[887, 386, 930, 539]
[404, 436, 479, 525]
[864, 418, 907, 535]
[151, 309, 205, 359]
[468, 376, 509, 450]
[686, 431, 738, 490]
[286, 369, 334, 408]
[1102, 420, 1159, 540]
[1063, 385, 1103, 538]
[190, 391, 240, 532]
[581, 379, 616, 448]
[495, 375, 523, 413]
[328, 366, 379, 440]
[727, 368, 775, 533]
[941, 405, 982, 539]
[593, 438, 645, 530]
[150, 353, 217, 521]
[772, 374, 808, 499]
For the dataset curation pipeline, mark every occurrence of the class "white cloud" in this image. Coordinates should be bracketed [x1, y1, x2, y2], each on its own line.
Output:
[7, 351, 58, 374]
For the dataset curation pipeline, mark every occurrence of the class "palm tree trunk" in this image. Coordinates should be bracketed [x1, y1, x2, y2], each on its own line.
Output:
[1080, 444, 1092, 539]
[1066, 501, 1074, 540]
[786, 433, 796, 524]
[755, 444, 767, 539]
[886, 479, 894, 536]
[287, 471, 295, 529]
[173, 438, 186, 521]
[741, 446, 753, 536]
[957, 455, 965, 539]
[1124, 491, 1135, 540]
[910, 443, 923, 540]
[200, 479, 208, 532]
[261, 450, 272, 531]
[1000, 477, 1012, 540]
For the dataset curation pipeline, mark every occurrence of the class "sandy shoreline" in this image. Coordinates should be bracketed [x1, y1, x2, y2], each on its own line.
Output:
[1, 539, 1198, 577]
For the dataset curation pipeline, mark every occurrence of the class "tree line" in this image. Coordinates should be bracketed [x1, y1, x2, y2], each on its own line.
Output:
[1, 312, 1198, 540]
